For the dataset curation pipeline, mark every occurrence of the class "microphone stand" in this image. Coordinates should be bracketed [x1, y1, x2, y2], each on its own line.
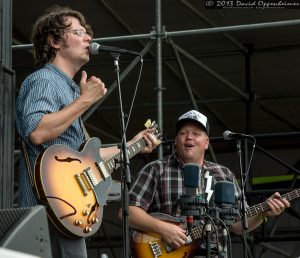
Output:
[205, 222, 212, 258]
[236, 139, 248, 258]
[112, 53, 131, 258]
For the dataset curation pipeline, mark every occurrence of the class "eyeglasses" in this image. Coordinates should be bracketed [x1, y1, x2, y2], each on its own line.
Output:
[65, 29, 89, 37]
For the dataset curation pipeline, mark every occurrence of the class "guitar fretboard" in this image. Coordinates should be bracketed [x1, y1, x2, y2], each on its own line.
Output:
[103, 138, 147, 174]
[246, 189, 300, 218]
[188, 189, 300, 241]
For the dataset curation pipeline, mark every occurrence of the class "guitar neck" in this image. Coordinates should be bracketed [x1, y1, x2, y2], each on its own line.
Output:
[245, 189, 300, 218]
[189, 189, 300, 241]
[103, 138, 147, 174]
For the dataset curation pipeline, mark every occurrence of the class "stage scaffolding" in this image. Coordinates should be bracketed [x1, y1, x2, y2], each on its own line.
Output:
[0, 0, 14, 209]
[8, 0, 300, 257]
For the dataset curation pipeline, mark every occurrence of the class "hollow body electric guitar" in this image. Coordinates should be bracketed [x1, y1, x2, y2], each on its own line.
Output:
[34, 120, 161, 238]
[131, 189, 300, 258]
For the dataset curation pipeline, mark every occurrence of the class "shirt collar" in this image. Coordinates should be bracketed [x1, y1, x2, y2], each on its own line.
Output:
[173, 153, 184, 168]
[173, 152, 208, 170]
[44, 63, 80, 93]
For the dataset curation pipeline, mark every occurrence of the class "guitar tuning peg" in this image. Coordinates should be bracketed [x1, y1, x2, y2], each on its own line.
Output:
[144, 119, 152, 129]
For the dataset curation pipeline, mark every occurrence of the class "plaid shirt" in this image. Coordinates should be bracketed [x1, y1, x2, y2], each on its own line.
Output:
[129, 153, 242, 217]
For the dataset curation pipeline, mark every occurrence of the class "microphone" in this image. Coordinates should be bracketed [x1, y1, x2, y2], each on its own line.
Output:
[184, 163, 200, 196]
[177, 163, 205, 223]
[223, 130, 254, 140]
[214, 181, 235, 206]
[89, 42, 140, 56]
[213, 181, 239, 226]
[183, 164, 200, 234]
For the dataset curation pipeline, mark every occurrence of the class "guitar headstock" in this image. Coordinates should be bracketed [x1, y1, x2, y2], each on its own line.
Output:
[144, 119, 162, 145]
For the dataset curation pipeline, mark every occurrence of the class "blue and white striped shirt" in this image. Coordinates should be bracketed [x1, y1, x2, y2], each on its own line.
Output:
[16, 63, 85, 207]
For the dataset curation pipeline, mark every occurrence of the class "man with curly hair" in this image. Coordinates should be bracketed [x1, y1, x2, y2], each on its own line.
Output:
[16, 5, 157, 258]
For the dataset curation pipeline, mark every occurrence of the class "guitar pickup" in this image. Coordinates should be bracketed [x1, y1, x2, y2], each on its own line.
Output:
[185, 235, 192, 245]
[83, 167, 97, 188]
[163, 241, 173, 253]
[96, 161, 110, 180]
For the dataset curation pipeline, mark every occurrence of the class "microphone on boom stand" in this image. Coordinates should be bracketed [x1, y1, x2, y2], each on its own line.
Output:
[177, 163, 206, 235]
[214, 181, 239, 226]
[210, 181, 239, 258]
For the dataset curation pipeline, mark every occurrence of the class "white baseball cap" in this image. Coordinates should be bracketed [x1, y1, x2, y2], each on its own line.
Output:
[176, 110, 209, 135]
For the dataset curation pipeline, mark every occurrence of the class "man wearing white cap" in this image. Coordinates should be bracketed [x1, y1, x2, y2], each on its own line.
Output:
[124, 110, 290, 256]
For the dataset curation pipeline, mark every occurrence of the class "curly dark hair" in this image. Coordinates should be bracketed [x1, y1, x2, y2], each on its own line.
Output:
[32, 5, 93, 68]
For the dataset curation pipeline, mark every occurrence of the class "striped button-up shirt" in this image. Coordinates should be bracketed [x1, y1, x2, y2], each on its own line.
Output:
[129, 153, 242, 217]
[16, 63, 85, 207]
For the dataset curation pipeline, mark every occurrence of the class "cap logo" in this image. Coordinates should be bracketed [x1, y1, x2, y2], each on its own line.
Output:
[177, 110, 209, 134]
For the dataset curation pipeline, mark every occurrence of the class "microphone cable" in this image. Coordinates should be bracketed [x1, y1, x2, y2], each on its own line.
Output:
[242, 137, 256, 189]
[119, 56, 144, 146]
[213, 216, 233, 258]
[201, 213, 220, 257]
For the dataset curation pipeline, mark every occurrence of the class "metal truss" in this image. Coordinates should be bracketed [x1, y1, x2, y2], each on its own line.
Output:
[9, 0, 300, 257]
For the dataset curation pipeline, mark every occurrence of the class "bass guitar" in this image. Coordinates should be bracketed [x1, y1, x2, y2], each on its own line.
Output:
[131, 189, 300, 258]
[34, 120, 161, 238]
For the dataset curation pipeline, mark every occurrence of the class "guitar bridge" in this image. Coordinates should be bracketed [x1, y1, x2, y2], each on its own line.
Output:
[149, 241, 162, 257]
[75, 174, 88, 196]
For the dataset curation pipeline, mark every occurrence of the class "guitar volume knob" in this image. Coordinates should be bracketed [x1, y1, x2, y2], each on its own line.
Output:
[84, 227, 92, 233]
[92, 217, 99, 224]
[82, 209, 90, 216]
[74, 219, 83, 226]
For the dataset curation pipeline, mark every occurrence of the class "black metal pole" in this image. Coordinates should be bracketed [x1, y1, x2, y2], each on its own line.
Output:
[236, 139, 248, 258]
[112, 53, 131, 258]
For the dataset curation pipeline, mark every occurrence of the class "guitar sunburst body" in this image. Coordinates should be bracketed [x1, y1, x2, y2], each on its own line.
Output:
[132, 232, 201, 258]
[35, 138, 111, 238]
[131, 213, 204, 258]
[34, 120, 162, 238]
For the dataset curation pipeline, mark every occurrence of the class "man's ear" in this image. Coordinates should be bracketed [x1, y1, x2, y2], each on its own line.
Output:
[205, 137, 209, 150]
[48, 35, 60, 49]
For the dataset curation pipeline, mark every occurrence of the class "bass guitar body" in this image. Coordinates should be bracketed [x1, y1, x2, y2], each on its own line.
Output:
[131, 214, 204, 258]
[131, 187, 300, 257]
[132, 234, 202, 258]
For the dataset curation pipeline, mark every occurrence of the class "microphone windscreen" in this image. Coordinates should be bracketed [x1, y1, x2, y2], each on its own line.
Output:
[214, 181, 235, 205]
[89, 42, 99, 55]
[184, 163, 200, 188]
[223, 130, 231, 140]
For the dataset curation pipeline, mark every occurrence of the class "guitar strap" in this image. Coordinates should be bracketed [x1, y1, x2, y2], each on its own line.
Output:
[19, 137, 35, 187]
[80, 118, 90, 141]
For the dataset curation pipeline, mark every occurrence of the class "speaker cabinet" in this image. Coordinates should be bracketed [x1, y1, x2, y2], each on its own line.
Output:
[0, 205, 52, 258]
[0, 247, 41, 258]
